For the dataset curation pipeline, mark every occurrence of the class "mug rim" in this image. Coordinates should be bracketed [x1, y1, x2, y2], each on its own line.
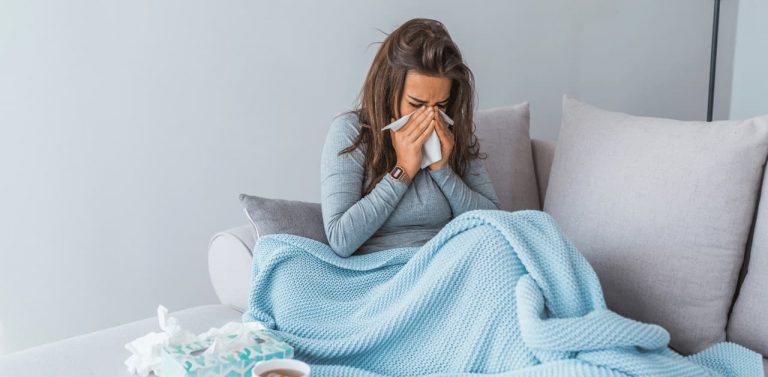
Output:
[251, 358, 311, 376]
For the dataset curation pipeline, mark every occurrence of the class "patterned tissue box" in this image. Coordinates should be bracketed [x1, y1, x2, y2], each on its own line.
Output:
[160, 328, 294, 377]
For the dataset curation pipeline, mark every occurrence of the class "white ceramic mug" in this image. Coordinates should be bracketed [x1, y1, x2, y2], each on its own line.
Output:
[251, 358, 311, 377]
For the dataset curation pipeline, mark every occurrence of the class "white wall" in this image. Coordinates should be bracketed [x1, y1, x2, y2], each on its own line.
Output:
[0, 0, 716, 354]
[729, 0, 768, 119]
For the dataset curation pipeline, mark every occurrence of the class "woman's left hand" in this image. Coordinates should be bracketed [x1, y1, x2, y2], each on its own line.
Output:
[428, 107, 454, 171]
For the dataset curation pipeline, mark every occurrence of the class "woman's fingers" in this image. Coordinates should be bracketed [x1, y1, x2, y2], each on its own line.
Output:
[397, 106, 427, 135]
[406, 106, 435, 141]
[434, 109, 447, 136]
[415, 118, 435, 146]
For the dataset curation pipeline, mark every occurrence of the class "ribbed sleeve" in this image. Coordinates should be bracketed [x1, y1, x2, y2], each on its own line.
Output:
[427, 157, 502, 216]
[320, 113, 410, 258]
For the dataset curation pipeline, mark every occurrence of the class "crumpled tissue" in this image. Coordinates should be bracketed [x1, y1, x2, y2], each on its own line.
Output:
[124, 304, 266, 377]
[382, 109, 454, 170]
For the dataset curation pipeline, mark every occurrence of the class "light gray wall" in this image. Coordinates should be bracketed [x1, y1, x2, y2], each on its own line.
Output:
[728, 0, 768, 119]
[0, 0, 716, 353]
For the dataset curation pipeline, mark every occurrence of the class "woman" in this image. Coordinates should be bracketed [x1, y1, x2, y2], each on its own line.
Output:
[320, 18, 502, 258]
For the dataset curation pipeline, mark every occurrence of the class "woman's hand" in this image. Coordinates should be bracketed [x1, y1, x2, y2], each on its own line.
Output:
[390, 105, 435, 179]
[428, 108, 454, 171]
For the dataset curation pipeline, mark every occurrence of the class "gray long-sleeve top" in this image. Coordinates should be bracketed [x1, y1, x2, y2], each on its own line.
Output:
[320, 111, 502, 258]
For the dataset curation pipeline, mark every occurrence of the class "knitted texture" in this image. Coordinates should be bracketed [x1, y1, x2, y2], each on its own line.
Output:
[242, 209, 763, 376]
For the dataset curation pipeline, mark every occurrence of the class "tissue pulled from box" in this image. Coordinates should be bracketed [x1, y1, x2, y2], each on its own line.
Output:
[124, 305, 265, 377]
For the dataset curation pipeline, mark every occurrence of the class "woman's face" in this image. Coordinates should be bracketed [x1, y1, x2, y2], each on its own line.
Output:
[396, 70, 452, 120]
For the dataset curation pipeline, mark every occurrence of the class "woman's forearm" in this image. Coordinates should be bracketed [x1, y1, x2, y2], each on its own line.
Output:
[322, 173, 409, 257]
[320, 114, 410, 258]
[427, 158, 502, 216]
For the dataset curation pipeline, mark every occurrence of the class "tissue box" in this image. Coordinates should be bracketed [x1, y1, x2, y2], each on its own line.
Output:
[160, 328, 294, 377]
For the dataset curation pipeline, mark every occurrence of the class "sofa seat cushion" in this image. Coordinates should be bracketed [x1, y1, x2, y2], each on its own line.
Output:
[0, 304, 243, 377]
[728, 163, 768, 358]
[543, 95, 768, 354]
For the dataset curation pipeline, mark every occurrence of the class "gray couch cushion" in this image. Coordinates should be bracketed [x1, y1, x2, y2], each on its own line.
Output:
[728, 163, 768, 358]
[543, 95, 768, 354]
[0, 304, 242, 377]
[474, 102, 540, 211]
[239, 194, 329, 244]
[531, 139, 556, 208]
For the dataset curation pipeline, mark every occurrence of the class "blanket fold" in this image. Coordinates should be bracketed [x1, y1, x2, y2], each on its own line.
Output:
[243, 209, 763, 376]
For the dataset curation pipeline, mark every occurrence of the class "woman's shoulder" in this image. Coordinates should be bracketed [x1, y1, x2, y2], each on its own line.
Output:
[326, 110, 365, 142]
[330, 110, 362, 132]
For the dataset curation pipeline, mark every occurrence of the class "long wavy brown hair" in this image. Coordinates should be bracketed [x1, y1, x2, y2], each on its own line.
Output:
[338, 18, 486, 196]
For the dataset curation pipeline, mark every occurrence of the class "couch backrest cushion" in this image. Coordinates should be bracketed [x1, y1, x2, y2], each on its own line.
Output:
[531, 139, 556, 209]
[543, 95, 768, 354]
[474, 102, 541, 211]
[728, 164, 768, 357]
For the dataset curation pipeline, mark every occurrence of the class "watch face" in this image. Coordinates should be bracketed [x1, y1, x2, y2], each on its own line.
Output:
[392, 167, 404, 179]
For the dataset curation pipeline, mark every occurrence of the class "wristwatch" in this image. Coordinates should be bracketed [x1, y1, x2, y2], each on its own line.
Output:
[389, 165, 412, 185]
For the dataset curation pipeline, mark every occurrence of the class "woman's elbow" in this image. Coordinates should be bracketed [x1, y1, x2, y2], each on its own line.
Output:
[325, 225, 356, 258]
[478, 197, 502, 211]
[486, 194, 503, 211]
[480, 201, 502, 212]
[329, 240, 355, 258]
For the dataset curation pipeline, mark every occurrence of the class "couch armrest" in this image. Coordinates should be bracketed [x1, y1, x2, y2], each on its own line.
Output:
[207, 224, 255, 312]
[531, 138, 556, 209]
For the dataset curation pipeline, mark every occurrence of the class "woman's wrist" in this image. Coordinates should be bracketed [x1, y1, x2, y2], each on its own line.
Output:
[395, 161, 418, 181]
[428, 163, 449, 172]
[390, 164, 413, 185]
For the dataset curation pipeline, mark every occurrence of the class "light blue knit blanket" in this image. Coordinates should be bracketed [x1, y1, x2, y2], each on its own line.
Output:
[242, 209, 763, 376]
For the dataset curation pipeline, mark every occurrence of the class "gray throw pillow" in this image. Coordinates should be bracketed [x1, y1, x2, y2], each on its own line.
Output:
[543, 95, 768, 354]
[239, 194, 329, 244]
[474, 102, 541, 211]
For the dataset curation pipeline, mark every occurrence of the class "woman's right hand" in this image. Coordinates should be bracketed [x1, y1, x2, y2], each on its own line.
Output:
[390, 105, 436, 179]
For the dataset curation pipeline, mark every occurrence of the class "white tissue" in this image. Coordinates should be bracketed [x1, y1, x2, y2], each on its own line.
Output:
[381, 109, 454, 170]
[198, 321, 266, 356]
[124, 305, 266, 377]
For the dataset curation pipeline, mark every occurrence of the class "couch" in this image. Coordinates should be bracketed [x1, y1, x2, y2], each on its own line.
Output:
[1, 105, 766, 375]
